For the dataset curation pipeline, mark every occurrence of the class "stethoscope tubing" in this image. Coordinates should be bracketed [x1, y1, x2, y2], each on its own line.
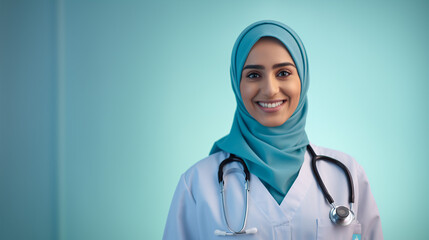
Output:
[218, 154, 251, 234]
[307, 145, 355, 204]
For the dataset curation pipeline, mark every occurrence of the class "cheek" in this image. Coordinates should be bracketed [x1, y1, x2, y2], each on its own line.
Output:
[292, 85, 301, 101]
[287, 79, 301, 101]
[240, 82, 257, 104]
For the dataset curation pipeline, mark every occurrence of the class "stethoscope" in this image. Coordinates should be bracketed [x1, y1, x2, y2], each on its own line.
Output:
[214, 144, 355, 236]
[306, 145, 356, 226]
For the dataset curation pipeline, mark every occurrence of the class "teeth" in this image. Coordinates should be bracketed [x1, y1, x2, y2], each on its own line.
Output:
[258, 101, 283, 108]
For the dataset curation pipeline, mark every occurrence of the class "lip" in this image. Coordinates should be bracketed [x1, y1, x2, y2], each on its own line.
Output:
[255, 100, 286, 113]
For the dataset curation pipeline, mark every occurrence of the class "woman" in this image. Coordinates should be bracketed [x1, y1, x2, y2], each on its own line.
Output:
[163, 20, 383, 239]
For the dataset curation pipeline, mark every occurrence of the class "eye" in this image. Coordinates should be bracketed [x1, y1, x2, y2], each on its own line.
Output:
[277, 70, 290, 77]
[247, 72, 261, 79]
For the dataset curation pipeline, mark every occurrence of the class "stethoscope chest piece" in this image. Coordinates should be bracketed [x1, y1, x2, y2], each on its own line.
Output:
[329, 205, 355, 226]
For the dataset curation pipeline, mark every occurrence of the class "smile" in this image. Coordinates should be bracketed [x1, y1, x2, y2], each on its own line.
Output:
[256, 100, 286, 113]
[257, 100, 285, 108]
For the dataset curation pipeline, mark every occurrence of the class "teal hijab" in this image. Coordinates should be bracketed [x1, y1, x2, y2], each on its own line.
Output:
[210, 20, 310, 204]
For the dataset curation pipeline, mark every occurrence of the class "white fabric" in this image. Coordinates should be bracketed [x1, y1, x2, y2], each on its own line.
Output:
[163, 144, 383, 239]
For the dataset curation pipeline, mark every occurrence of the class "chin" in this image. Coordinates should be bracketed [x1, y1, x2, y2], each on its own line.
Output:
[258, 119, 287, 127]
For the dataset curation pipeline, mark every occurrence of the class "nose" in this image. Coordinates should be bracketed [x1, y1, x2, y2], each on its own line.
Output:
[261, 75, 279, 97]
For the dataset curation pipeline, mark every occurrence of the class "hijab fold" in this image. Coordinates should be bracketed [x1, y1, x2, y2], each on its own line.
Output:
[210, 20, 310, 204]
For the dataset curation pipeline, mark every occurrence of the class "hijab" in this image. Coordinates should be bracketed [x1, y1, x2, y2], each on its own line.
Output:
[210, 20, 310, 204]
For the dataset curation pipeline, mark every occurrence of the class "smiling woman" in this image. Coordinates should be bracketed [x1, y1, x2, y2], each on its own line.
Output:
[240, 37, 301, 127]
[163, 20, 383, 239]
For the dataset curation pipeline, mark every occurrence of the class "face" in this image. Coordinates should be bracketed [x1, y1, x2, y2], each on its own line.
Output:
[240, 37, 301, 127]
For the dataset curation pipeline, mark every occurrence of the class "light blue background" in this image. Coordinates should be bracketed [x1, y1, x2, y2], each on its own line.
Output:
[1, 0, 428, 239]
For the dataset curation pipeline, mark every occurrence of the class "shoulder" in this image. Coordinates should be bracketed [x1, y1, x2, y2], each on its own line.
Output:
[182, 151, 228, 177]
[309, 143, 371, 197]
[310, 143, 363, 171]
[180, 151, 229, 193]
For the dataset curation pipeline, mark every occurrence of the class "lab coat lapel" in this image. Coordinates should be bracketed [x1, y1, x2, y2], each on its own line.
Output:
[280, 148, 313, 220]
[249, 172, 288, 223]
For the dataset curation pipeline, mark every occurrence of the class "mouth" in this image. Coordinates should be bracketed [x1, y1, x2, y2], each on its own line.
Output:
[256, 100, 286, 113]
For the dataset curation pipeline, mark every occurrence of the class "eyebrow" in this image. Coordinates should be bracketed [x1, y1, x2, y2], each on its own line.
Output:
[242, 62, 296, 71]
[273, 62, 296, 69]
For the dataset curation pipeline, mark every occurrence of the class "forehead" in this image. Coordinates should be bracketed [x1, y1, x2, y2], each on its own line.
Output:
[244, 37, 293, 64]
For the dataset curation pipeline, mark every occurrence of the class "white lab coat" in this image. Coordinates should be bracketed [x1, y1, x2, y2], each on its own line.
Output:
[163, 144, 383, 239]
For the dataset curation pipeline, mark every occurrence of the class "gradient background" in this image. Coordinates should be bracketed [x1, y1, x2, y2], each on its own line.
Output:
[1, 0, 428, 239]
